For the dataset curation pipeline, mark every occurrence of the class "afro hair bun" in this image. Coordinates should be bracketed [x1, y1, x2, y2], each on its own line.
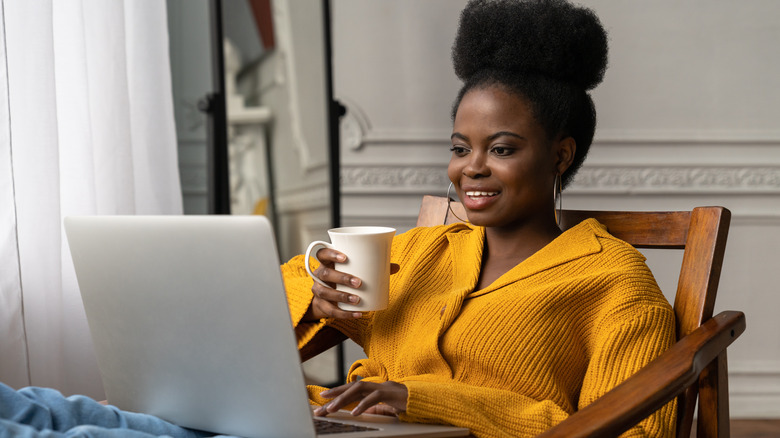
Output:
[452, 0, 608, 91]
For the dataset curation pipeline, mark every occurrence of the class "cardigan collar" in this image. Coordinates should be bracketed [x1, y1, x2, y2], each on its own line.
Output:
[446, 219, 606, 298]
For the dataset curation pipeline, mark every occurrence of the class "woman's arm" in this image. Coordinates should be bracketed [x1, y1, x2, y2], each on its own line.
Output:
[578, 305, 677, 438]
[400, 377, 571, 438]
[281, 225, 456, 350]
[313, 375, 572, 438]
[280, 254, 371, 349]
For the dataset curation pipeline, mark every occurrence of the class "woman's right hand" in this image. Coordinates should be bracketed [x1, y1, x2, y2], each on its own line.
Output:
[305, 248, 364, 321]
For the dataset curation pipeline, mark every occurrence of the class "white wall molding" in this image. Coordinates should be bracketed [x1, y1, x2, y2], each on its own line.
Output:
[595, 129, 780, 145]
[173, 95, 208, 143]
[360, 129, 449, 146]
[341, 166, 449, 194]
[343, 127, 780, 149]
[340, 98, 372, 151]
[571, 165, 780, 194]
[341, 164, 780, 195]
[729, 360, 780, 418]
[274, 184, 331, 214]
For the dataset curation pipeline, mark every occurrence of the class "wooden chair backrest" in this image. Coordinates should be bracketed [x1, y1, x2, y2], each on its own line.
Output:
[416, 195, 731, 438]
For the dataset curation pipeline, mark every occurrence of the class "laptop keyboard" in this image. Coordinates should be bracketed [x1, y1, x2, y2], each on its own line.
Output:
[314, 418, 380, 435]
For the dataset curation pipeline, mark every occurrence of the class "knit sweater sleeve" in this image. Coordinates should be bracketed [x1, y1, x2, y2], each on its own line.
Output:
[279, 253, 372, 349]
[398, 305, 676, 438]
[280, 226, 433, 350]
[280, 254, 326, 348]
[579, 305, 677, 438]
[399, 377, 570, 438]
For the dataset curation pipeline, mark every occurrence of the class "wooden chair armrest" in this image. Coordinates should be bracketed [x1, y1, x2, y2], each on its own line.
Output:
[299, 326, 348, 363]
[537, 310, 746, 438]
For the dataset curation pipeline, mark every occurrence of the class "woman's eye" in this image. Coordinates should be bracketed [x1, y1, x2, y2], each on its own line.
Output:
[491, 146, 513, 156]
[449, 145, 469, 156]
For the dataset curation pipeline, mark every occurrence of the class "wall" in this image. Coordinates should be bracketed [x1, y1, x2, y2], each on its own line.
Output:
[332, 0, 780, 417]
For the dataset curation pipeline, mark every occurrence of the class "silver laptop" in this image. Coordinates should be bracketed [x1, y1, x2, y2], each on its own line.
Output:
[64, 215, 469, 438]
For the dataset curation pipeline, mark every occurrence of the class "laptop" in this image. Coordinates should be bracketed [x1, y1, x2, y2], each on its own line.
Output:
[64, 215, 469, 438]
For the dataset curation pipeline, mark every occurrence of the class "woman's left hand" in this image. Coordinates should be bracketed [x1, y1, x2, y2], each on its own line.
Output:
[314, 381, 408, 417]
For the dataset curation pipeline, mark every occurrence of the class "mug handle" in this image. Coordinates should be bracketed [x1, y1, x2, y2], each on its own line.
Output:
[304, 241, 334, 289]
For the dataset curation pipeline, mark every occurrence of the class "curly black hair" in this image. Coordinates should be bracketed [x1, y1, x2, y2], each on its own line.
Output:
[451, 0, 608, 188]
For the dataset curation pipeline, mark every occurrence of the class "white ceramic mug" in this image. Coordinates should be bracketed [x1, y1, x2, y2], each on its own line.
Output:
[304, 226, 396, 312]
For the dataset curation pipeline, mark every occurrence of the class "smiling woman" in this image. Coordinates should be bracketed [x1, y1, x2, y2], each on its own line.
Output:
[285, 1, 677, 437]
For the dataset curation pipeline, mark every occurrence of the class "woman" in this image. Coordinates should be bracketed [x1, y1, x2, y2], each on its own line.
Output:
[288, 0, 676, 437]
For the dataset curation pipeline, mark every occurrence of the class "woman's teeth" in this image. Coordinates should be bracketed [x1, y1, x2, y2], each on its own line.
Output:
[466, 191, 498, 197]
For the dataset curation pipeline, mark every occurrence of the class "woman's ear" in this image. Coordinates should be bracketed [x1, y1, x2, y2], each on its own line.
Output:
[554, 137, 576, 175]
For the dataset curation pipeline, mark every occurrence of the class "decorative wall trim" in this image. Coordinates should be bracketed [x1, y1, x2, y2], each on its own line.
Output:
[341, 164, 780, 194]
[595, 129, 780, 144]
[729, 361, 780, 418]
[174, 96, 208, 143]
[730, 394, 780, 418]
[274, 185, 331, 213]
[345, 128, 780, 147]
[571, 166, 780, 194]
[340, 98, 371, 151]
[341, 166, 449, 194]
[360, 129, 449, 146]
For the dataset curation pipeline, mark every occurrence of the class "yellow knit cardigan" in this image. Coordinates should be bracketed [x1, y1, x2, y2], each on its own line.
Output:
[282, 219, 676, 438]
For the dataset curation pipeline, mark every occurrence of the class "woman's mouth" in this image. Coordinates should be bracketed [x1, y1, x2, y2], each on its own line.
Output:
[465, 191, 499, 198]
[462, 191, 499, 210]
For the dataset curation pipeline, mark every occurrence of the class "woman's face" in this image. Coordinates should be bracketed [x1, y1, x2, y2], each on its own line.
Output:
[448, 86, 573, 229]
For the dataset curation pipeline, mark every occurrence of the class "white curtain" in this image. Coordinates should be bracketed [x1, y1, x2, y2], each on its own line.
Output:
[0, 0, 182, 399]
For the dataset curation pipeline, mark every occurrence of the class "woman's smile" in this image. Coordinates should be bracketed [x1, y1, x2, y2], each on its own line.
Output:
[462, 189, 500, 210]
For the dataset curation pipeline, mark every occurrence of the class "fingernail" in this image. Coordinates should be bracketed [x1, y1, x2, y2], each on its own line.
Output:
[337, 254, 346, 262]
[320, 389, 331, 396]
[348, 295, 359, 303]
[350, 278, 360, 287]
[352, 312, 362, 318]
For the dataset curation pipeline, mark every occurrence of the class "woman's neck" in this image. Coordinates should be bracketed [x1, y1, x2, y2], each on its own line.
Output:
[475, 221, 562, 291]
[484, 220, 562, 261]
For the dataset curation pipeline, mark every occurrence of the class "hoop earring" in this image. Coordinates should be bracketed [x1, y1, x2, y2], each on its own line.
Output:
[446, 182, 468, 224]
[553, 174, 563, 228]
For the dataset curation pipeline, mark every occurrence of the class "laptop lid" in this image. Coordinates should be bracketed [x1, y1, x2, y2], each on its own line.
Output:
[65, 215, 469, 438]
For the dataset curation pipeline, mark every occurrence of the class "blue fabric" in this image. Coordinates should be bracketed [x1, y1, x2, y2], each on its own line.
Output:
[0, 382, 220, 438]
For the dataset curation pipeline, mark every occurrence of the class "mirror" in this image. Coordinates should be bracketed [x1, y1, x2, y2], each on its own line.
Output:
[167, 0, 343, 385]
[221, 0, 337, 262]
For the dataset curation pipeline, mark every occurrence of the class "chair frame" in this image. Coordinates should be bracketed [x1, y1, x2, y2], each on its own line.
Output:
[300, 195, 745, 438]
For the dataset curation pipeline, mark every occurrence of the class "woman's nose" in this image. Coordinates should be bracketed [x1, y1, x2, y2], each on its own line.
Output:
[463, 151, 489, 178]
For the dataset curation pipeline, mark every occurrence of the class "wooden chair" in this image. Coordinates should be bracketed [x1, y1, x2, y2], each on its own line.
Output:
[300, 195, 746, 438]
